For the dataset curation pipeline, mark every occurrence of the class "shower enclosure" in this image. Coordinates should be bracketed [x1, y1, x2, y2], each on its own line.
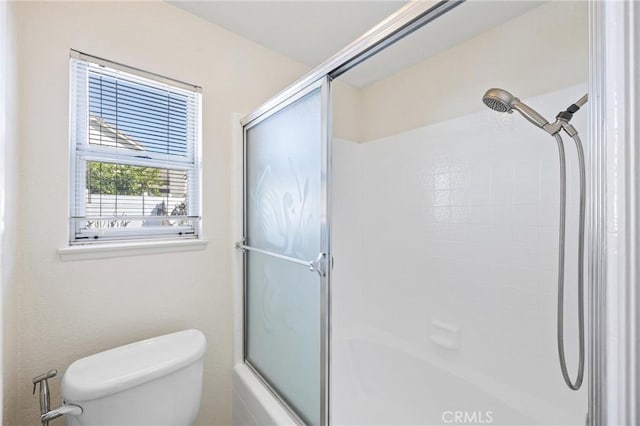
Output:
[235, 1, 602, 424]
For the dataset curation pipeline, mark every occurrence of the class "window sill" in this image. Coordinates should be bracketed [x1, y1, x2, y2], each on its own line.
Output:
[58, 239, 208, 262]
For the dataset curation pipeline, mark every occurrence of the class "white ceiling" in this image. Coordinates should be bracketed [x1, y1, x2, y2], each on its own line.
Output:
[169, 1, 406, 68]
[169, 1, 545, 88]
[343, 1, 545, 87]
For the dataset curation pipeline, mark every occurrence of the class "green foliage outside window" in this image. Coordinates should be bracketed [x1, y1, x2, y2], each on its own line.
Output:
[87, 162, 164, 196]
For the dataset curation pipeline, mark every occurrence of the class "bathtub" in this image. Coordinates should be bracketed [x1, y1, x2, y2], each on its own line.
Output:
[233, 325, 581, 426]
[232, 362, 298, 425]
[331, 325, 582, 425]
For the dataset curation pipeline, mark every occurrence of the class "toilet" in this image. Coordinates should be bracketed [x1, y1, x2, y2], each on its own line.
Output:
[60, 329, 206, 426]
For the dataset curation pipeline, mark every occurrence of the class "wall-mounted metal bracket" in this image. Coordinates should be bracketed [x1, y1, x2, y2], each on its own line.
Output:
[310, 252, 327, 277]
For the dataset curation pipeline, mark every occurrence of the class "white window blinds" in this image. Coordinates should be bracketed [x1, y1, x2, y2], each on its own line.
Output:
[69, 51, 201, 244]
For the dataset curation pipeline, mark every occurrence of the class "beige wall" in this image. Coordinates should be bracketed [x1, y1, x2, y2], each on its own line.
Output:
[1, 1, 20, 424]
[8, 2, 309, 425]
[355, 1, 588, 141]
[333, 80, 363, 143]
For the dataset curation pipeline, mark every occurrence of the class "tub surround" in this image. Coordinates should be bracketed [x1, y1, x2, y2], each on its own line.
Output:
[332, 84, 587, 424]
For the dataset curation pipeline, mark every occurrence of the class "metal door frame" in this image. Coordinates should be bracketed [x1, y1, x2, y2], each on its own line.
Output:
[237, 0, 612, 424]
[239, 76, 331, 425]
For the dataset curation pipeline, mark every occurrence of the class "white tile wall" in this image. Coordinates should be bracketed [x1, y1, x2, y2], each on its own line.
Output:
[332, 84, 588, 425]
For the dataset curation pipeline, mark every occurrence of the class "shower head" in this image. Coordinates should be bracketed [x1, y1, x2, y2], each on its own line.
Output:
[482, 88, 550, 129]
[482, 88, 514, 113]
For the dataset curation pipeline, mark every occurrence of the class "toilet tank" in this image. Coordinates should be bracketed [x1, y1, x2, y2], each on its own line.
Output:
[61, 329, 206, 426]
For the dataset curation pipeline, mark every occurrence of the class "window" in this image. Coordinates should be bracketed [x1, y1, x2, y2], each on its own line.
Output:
[69, 50, 201, 244]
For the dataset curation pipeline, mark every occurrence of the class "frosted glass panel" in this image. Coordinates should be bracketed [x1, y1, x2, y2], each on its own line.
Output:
[245, 86, 324, 425]
[246, 88, 322, 261]
[246, 251, 321, 425]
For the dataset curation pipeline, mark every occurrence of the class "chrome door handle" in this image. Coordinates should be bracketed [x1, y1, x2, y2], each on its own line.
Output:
[235, 242, 327, 277]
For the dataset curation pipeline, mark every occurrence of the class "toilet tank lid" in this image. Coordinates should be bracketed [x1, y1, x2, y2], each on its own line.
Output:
[61, 329, 206, 402]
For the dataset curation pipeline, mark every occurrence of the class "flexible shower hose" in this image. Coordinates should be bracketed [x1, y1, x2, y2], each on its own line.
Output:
[553, 132, 585, 391]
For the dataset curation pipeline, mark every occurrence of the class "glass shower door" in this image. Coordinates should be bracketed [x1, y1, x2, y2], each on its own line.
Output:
[241, 77, 330, 425]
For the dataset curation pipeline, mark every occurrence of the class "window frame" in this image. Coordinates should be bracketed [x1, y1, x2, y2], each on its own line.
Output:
[68, 50, 202, 245]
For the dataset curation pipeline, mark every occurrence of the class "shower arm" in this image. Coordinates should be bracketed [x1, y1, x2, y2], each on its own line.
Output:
[542, 94, 589, 136]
